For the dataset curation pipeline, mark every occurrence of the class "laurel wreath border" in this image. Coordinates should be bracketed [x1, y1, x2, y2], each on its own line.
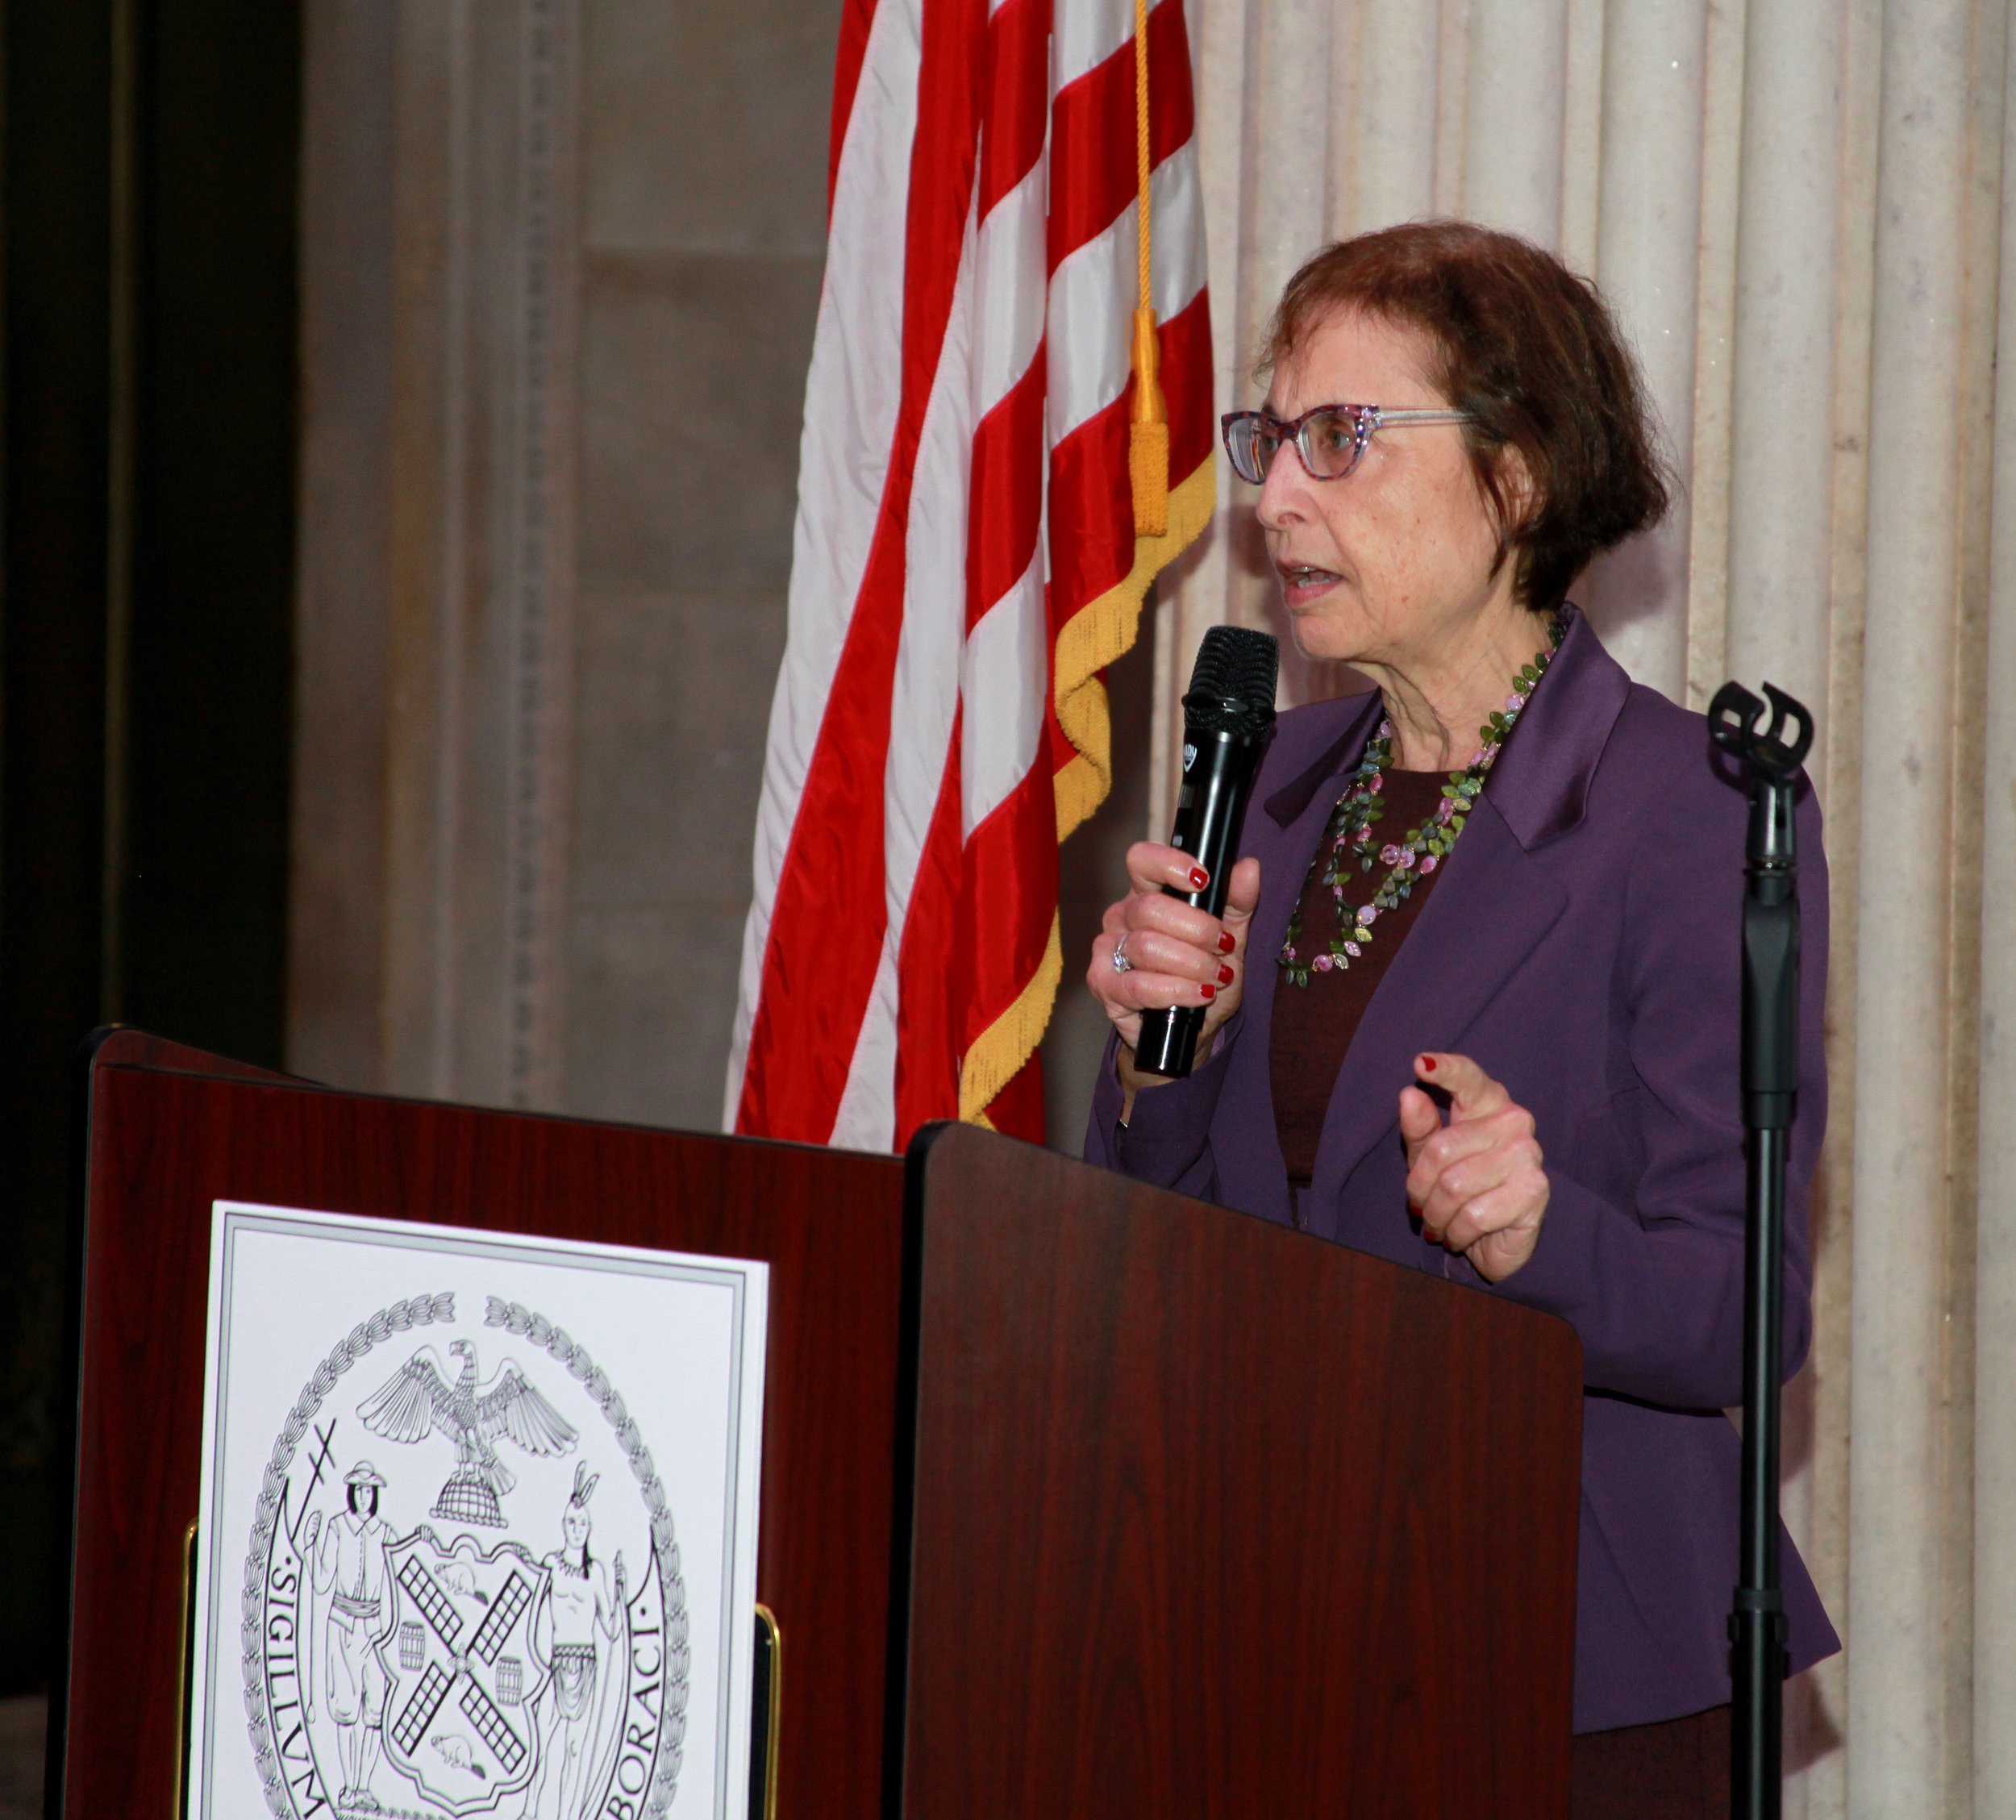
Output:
[236, 1289, 691, 1820]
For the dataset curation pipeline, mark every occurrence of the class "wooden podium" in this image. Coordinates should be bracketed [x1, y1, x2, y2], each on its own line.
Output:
[54, 1028, 1582, 1818]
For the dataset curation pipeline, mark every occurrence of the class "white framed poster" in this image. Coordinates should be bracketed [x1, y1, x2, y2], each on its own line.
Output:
[185, 1202, 768, 1820]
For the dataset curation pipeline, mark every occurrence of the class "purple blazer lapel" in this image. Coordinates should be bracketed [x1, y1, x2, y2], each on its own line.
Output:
[1285, 608, 1632, 1202]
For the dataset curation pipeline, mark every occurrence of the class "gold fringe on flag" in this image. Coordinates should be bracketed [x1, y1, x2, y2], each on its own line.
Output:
[960, 912, 1064, 1124]
[1053, 456, 1215, 839]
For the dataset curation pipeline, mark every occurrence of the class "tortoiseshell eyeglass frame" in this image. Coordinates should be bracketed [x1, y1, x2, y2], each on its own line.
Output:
[1220, 402, 1473, 485]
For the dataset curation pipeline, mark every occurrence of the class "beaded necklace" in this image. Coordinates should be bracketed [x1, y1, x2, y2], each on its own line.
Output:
[1278, 618, 1561, 988]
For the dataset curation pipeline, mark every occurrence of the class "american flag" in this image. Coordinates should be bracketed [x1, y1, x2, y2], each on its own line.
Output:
[725, 0, 1214, 1149]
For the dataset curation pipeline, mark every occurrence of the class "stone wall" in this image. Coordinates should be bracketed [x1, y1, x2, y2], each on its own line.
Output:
[294, 0, 831, 1127]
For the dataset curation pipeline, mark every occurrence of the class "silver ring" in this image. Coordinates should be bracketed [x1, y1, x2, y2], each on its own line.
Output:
[1110, 935, 1135, 974]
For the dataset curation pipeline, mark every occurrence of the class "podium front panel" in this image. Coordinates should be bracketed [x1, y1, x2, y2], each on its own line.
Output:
[896, 1124, 1582, 1819]
[60, 1032, 905, 1820]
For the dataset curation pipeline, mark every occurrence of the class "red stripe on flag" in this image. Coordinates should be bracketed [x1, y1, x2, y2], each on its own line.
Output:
[964, 354, 1046, 631]
[1048, 399, 1132, 638]
[958, 769, 1059, 1052]
[739, 0, 988, 1141]
[977, 0, 1052, 220]
[1159, 287, 1215, 478]
[984, 1055, 1046, 1143]
[1046, 0, 1194, 271]
[893, 752, 1057, 1149]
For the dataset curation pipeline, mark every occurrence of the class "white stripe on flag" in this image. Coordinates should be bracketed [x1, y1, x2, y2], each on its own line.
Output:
[1047, 141, 1206, 449]
[962, 552, 1048, 834]
[960, 135, 1051, 843]
[830, 188, 980, 1147]
[1054, 0, 1156, 94]
[971, 157, 1048, 421]
[830, 939, 902, 1150]
[725, 0, 921, 1127]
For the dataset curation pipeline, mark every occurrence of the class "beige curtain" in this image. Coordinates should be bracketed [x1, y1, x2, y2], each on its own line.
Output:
[1156, 0, 2016, 1810]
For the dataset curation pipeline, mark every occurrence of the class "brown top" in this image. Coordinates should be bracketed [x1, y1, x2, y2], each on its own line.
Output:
[1269, 765, 1450, 1193]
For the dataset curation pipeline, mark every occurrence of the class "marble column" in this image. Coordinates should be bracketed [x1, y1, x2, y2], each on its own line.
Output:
[1237, 0, 1335, 356]
[1582, 0, 1707, 702]
[1975, 23, 2016, 1814]
[1236, 0, 1345, 703]
[1724, 0, 1846, 743]
[1461, 0, 1569, 247]
[1331, 0, 1440, 235]
[1847, 0, 1982, 1806]
[375, 0, 582, 1112]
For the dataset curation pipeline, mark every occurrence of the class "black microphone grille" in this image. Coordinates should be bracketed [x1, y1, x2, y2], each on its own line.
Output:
[1182, 626, 1279, 735]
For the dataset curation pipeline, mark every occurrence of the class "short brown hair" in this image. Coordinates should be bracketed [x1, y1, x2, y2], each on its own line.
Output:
[1263, 220, 1670, 611]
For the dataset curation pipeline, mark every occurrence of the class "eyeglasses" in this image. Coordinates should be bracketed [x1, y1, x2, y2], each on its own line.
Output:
[1220, 402, 1472, 485]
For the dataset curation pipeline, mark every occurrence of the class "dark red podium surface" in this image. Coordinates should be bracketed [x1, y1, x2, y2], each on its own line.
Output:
[57, 1030, 1581, 1818]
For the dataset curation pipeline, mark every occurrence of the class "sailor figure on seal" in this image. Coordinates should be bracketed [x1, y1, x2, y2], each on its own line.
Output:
[304, 1461, 395, 1814]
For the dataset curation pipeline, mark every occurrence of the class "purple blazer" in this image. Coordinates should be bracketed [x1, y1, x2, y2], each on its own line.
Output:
[1084, 610, 1839, 1732]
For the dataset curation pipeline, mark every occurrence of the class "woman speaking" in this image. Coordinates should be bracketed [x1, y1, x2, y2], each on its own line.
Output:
[1085, 222, 1836, 1814]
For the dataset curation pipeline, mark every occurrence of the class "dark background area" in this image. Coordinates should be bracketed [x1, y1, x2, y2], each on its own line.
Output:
[0, 0, 301, 1693]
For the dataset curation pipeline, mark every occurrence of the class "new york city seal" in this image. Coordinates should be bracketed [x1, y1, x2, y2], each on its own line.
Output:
[244, 1293, 688, 1820]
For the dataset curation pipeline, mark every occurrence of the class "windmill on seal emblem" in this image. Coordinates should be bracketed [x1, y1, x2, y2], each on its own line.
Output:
[356, 1337, 578, 1526]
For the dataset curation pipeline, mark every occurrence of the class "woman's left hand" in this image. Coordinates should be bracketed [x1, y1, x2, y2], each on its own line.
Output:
[1399, 1052, 1550, 1282]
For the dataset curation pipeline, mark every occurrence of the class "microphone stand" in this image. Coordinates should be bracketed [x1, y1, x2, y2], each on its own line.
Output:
[1708, 681, 1814, 1820]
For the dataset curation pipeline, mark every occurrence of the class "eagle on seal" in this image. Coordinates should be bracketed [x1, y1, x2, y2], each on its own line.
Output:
[356, 1337, 578, 1526]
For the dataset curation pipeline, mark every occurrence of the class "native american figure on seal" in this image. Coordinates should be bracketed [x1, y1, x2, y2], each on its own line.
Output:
[356, 1336, 578, 1526]
[529, 1463, 631, 1819]
[302, 1461, 398, 1814]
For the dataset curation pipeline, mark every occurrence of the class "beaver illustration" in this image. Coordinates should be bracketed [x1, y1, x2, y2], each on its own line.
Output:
[430, 1733, 487, 1778]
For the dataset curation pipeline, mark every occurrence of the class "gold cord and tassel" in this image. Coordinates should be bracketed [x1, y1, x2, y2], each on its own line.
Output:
[1127, 0, 1168, 537]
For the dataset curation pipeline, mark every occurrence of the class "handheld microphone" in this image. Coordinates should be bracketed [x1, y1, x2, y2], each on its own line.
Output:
[1135, 626, 1279, 1077]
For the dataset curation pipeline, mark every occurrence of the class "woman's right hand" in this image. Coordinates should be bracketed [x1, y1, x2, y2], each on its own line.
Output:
[1088, 843, 1262, 1106]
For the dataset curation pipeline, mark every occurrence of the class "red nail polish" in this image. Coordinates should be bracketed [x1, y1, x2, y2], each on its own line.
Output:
[1217, 930, 1236, 954]
[1218, 964, 1235, 986]
[1200, 983, 1215, 1000]
[1419, 1055, 1438, 1073]
[1189, 868, 1210, 889]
